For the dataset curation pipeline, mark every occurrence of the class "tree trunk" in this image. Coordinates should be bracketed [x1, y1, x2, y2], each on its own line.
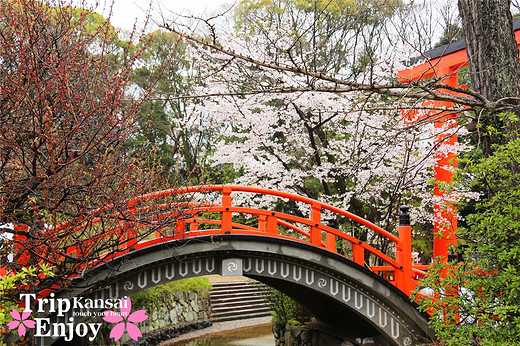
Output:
[458, 0, 520, 156]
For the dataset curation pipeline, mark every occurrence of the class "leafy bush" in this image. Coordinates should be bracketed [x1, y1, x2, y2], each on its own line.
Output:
[0, 265, 54, 345]
[415, 137, 520, 345]
[131, 277, 212, 309]
[253, 283, 311, 325]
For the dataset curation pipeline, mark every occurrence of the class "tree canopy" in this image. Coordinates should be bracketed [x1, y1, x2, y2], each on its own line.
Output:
[2, 0, 520, 344]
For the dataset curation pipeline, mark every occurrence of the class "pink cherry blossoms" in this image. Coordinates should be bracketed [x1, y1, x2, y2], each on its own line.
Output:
[7, 309, 35, 337]
[103, 297, 148, 341]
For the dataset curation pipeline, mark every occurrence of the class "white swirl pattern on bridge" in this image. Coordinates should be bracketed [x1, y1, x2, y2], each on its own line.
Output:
[39, 237, 430, 346]
[82, 255, 420, 345]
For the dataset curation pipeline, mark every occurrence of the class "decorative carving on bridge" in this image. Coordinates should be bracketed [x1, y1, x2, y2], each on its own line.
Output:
[44, 237, 431, 346]
[222, 258, 243, 276]
[81, 254, 422, 345]
[240, 256, 417, 345]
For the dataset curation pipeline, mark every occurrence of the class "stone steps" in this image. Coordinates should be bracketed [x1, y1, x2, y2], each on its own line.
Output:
[209, 281, 272, 322]
[211, 297, 268, 308]
[210, 289, 266, 300]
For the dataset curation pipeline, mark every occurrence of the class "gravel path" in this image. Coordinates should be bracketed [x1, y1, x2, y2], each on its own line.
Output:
[158, 316, 272, 345]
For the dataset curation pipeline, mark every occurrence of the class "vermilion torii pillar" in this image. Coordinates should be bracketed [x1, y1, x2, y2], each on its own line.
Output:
[399, 20, 520, 263]
[398, 42, 468, 263]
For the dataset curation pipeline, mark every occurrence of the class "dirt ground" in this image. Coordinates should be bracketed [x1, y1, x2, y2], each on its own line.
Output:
[205, 274, 252, 283]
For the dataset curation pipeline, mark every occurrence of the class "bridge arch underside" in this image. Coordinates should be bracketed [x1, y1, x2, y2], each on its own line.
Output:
[55, 235, 433, 346]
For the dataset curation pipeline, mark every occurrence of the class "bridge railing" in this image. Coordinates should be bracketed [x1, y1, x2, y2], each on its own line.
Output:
[3, 185, 425, 295]
[117, 185, 424, 294]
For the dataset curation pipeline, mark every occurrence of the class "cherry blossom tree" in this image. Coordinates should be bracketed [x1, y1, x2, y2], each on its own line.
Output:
[157, 0, 478, 260]
[156, 0, 520, 342]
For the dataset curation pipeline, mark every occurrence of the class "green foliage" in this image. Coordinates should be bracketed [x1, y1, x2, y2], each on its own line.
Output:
[434, 23, 464, 48]
[269, 292, 310, 325]
[203, 162, 243, 185]
[128, 29, 214, 184]
[254, 284, 311, 325]
[0, 265, 54, 344]
[234, 0, 401, 76]
[457, 65, 471, 88]
[415, 136, 520, 344]
[235, 0, 400, 24]
[131, 277, 212, 309]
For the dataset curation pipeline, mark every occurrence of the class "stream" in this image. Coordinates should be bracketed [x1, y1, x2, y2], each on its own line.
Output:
[173, 323, 275, 346]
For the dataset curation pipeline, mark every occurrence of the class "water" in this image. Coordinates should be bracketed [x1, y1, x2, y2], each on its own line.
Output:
[174, 323, 275, 346]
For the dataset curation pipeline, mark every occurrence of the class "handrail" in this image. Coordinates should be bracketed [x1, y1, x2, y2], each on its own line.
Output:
[130, 185, 401, 243]
[3, 185, 424, 296]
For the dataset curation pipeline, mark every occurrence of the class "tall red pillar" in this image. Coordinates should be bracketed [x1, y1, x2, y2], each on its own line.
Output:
[432, 68, 458, 261]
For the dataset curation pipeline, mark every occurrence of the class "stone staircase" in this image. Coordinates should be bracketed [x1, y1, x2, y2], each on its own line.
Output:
[209, 281, 272, 322]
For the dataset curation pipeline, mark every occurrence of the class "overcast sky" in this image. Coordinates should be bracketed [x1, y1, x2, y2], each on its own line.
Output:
[87, 0, 234, 31]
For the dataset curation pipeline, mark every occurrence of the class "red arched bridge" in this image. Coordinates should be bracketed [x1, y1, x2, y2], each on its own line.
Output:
[3, 185, 434, 345]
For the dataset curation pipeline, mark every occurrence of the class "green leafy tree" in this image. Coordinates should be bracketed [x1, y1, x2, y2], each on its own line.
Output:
[434, 23, 464, 48]
[130, 30, 216, 184]
[234, 0, 402, 78]
[415, 132, 520, 344]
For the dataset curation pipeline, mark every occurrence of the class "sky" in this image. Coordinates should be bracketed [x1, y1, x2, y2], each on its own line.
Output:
[88, 0, 234, 31]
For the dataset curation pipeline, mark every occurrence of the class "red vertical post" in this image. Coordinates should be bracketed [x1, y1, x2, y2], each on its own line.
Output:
[326, 233, 336, 252]
[310, 202, 321, 246]
[175, 220, 186, 238]
[127, 200, 138, 249]
[433, 68, 458, 263]
[266, 215, 278, 235]
[397, 205, 413, 294]
[258, 215, 267, 232]
[352, 242, 365, 266]
[128, 200, 137, 215]
[190, 217, 199, 231]
[126, 227, 137, 251]
[119, 223, 137, 252]
[221, 186, 232, 233]
[118, 220, 128, 253]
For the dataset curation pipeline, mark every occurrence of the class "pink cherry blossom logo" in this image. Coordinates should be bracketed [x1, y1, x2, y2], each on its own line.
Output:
[7, 309, 35, 336]
[103, 297, 148, 341]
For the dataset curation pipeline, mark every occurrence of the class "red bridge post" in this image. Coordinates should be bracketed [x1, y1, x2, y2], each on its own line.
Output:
[13, 224, 30, 265]
[221, 186, 233, 232]
[432, 68, 459, 264]
[397, 206, 413, 294]
[326, 231, 336, 252]
[310, 202, 322, 246]
[353, 242, 364, 266]
[266, 214, 277, 235]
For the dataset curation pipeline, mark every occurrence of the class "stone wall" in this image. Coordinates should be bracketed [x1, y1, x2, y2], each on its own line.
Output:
[273, 323, 388, 346]
[137, 290, 210, 335]
[92, 290, 211, 345]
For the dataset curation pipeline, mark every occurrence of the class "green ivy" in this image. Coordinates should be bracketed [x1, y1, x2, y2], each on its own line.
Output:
[252, 283, 311, 325]
[415, 137, 520, 345]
